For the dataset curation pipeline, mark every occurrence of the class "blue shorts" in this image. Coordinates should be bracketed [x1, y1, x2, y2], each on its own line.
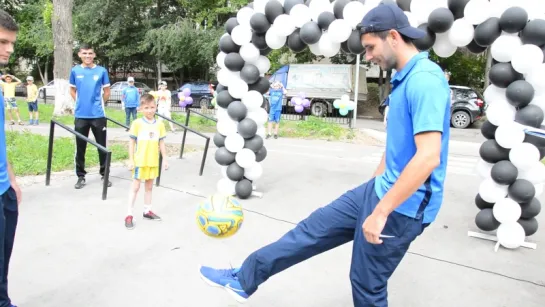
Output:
[27, 101, 38, 112]
[268, 110, 281, 123]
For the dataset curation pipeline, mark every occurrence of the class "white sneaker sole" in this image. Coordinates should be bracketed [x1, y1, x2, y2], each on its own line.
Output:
[199, 266, 248, 304]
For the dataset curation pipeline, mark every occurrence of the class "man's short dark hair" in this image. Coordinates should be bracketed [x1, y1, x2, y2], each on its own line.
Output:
[0, 10, 18, 32]
[79, 43, 93, 51]
[371, 30, 413, 45]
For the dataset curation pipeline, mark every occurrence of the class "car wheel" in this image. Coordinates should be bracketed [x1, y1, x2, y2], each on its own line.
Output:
[39, 90, 45, 99]
[199, 97, 209, 108]
[311, 101, 327, 117]
[451, 110, 471, 129]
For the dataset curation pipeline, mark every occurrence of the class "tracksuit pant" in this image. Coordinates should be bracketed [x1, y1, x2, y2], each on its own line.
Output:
[0, 188, 18, 307]
[125, 107, 137, 127]
[237, 178, 430, 307]
[74, 118, 108, 178]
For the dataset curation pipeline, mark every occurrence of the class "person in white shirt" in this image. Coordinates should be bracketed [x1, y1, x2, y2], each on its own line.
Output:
[156, 80, 175, 132]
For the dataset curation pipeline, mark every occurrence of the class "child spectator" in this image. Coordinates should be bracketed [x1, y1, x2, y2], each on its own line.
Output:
[0, 74, 22, 125]
[25, 76, 38, 125]
[267, 81, 286, 139]
[122, 77, 140, 127]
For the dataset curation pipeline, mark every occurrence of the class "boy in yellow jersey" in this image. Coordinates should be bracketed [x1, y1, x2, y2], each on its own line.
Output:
[125, 94, 169, 230]
[0, 74, 22, 125]
[25, 76, 39, 125]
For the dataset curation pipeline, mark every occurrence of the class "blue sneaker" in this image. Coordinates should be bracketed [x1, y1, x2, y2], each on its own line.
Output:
[199, 265, 249, 303]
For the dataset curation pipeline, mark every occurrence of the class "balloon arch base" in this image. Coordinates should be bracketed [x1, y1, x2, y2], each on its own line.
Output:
[467, 231, 537, 251]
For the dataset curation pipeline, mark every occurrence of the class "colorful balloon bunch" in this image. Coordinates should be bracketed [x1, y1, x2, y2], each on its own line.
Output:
[179, 88, 193, 107]
[290, 92, 310, 113]
[333, 94, 356, 116]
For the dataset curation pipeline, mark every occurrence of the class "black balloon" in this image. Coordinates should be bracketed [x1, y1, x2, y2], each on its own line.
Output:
[427, 8, 454, 34]
[448, 0, 470, 19]
[235, 179, 253, 199]
[287, 29, 307, 53]
[250, 13, 271, 34]
[506, 80, 534, 108]
[396, 0, 412, 12]
[227, 100, 248, 122]
[217, 90, 235, 109]
[508, 179, 536, 203]
[499, 6, 529, 34]
[317, 11, 336, 30]
[474, 17, 501, 47]
[518, 217, 539, 236]
[224, 53, 245, 72]
[480, 120, 498, 140]
[521, 19, 545, 46]
[225, 17, 239, 35]
[520, 198, 541, 219]
[227, 162, 245, 181]
[283, 0, 304, 14]
[213, 133, 226, 147]
[489, 62, 523, 88]
[333, 0, 350, 19]
[215, 147, 236, 166]
[300, 21, 322, 45]
[479, 139, 510, 163]
[219, 35, 240, 54]
[491, 160, 518, 185]
[265, 0, 284, 24]
[252, 32, 269, 50]
[475, 208, 501, 231]
[260, 47, 272, 56]
[347, 30, 365, 54]
[238, 118, 258, 139]
[216, 84, 228, 93]
[515, 104, 544, 128]
[248, 77, 271, 94]
[256, 146, 268, 162]
[475, 194, 494, 210]
[414, 23, 436, 51]
[341, 42, 351, 54]
[241, 64, 261, 84]
[244, 135, 264, 152]
[466, 40, 487, 54]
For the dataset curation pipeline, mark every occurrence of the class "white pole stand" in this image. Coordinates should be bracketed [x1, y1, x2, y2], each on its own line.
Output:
[467, 231, 537, 251]
[251, 185, 264, 198]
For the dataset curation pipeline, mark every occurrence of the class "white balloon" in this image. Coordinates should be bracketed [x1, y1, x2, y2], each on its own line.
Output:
[242, 90, 264, 111]
[289, 4, 312, 28]
[510, 142, 540, 171]
[493, 197, 522, 224]
[224, 133, 245, 153]
[448, 18, 474, 47]
[518, 161, 545, 184]
[491, 35, 522, 63]
[485, 99, 516, 126]
[476, 159, 494, 179]
[237, 7, 255, 28]
[404, 11, 420, 27]
[255, 56, 271, 74]
[483, 84, 507, 104]
[216, 52, 227, 69]
[247, 108, 269, 126]
[309, 0, 332, 21]
[497, 222, 526, 249]
[240, 43, 260, 64]
[273, 14, 296, 36]
[342, 1, 367, 29]
[530, 93, 545, 115]
[244, 163, 263, 181]
[464, 0, 491, 25]
[217, 178, 236, 196]
[256, 126, 266, 139]
[216, 106, 230, 122]
[253, 0, 268, 14]
[217, 118, 238, 136]
[478, 179, 508, 203]
[265, 26, 287, 49]
[228, 78, 249, 99]
[535, 183, 544, 197]
[328, 19, 352, 43]
[217, 69, 241, 87]
[489, 0, 510, 18]
[495, 122, 525, 149]
[309, 42, 322, 55]
[411, 0, 447, 25]
[511, 44, 545, 75]
[318, 32, 340, 57]
[220, 165, 228, 179]
[525, 63, 545, 94]
[433, 32, 457, 58]
[231, 25, 253, 46]
[236, 148, 257, 168]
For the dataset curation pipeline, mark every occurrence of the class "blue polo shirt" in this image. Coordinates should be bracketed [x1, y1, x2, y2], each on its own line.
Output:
[374, 52, 451, 224]
[69, 64, 110, 119]
[0, 91, 10, 194]
[268, 88, 284, 112]
[122, 86, 140, 108]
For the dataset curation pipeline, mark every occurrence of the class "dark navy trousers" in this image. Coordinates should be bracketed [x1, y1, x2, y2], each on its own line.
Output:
[0, 187, 18, 307]
[237, 178, 429, 306]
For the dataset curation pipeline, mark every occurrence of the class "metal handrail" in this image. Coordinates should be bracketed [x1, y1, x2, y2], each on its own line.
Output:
[180, 108, 216, 159]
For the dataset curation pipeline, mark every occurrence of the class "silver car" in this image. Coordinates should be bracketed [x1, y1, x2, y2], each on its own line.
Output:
[108, 81, 152, 103]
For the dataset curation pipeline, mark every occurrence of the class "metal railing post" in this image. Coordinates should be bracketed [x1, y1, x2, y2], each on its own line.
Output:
[180, 108, 190, 159]
[156, 153, 163, 187]
[102, 152, 112, 200]
[200, 138, 210, 176]
[45, 120, 55, 186]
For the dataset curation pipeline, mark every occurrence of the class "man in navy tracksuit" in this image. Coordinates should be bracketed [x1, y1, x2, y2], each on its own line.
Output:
[199, 4, 451, 306]
[0, 10, 21, 307]
[69, 44, 112, 189]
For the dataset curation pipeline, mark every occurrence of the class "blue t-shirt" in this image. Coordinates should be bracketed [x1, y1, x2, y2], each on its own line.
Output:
[374, 52, 451, 224]
[268, 88, 284, 112]
[0, 91, 10, 194]
[69, 65, 110, 119]
[122, 86, 140, 108]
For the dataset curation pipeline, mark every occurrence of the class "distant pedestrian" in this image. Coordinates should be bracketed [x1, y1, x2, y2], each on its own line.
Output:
[156, 80, 175, 132]
[0, 74, 22, 125]
[122, 76, 140, 127]
[25, 76, 39, 125]
[266, 81, 286, 139]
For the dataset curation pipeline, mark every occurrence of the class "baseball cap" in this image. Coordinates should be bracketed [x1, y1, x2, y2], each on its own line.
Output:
[127, 76, 135, 82]
[26, 76, 34, 81]
[359, 3, 426, 40]
[159, 80, 167, 86]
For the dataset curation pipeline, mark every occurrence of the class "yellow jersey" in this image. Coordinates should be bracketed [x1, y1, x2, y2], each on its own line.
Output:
[27, 84, 38, 101]
[129, 118, 166, 167]
[0, 82, 17, 98]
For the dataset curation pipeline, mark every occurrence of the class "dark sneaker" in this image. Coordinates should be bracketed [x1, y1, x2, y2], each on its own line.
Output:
[74, 177, 86, 189]
[199, 266, 249, 303]
[125, 216, 134, 230]
[143, 211, 162, 221]
[266, 134, 271, 139]
[274, 134, 278, 139]
[101, 176, 112, 187]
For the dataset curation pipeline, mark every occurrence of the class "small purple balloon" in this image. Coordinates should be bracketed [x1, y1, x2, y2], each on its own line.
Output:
[183, 88, 191, 97]
[179, 101, 187, 108]
[291, 97, 303, 106]
[294, 105, 304, 113]
[178, 92, 184, 100]
[298, 92, 306, 99]
[184, 96, 193, 105]
[302, 99, 310, 108]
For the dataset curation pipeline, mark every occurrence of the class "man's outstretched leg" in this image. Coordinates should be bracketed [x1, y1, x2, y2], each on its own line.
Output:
[200, 181, 375, 303]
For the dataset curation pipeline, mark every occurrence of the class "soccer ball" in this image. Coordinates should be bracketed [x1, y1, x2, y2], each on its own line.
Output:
[196, 194, 244, 238]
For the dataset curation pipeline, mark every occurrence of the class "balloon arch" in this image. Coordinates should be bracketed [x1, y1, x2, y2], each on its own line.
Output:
[212, 0, 545, 250]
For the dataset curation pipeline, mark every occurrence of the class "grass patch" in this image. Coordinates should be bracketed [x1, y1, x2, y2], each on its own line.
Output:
[6, 130, 129, 176]
[277, 116, 354, 141]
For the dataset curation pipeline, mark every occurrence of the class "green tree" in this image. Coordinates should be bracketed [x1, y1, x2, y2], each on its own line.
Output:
[429, 49, 486, 91]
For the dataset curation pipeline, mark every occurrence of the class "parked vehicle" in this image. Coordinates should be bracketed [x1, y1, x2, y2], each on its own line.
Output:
[170, 82, 214, 108]
[38, 80, 55, 99]
[267, 64, 369, 117]
[108, 81, 151, 103]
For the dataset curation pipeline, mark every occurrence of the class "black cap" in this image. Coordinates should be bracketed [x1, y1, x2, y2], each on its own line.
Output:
[359, 3, 426, 39]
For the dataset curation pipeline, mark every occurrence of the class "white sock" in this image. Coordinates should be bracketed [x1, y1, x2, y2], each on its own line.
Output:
[128, 207, 133, 216]
[144, 205, 151, 214]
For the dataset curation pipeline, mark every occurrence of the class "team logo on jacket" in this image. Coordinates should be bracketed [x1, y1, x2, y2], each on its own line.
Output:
[149, 132, 155, 139]
[93, 75, 99, 81]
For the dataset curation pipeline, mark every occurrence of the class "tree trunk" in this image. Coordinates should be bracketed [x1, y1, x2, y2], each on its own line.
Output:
[44, 59, 49, 84]
[37, 58, 45, 84]
[52, 0, 74, 116]
[484, 49, 493, 90]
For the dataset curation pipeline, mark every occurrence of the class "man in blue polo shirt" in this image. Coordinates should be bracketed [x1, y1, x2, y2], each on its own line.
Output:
[199, 3, 451, 306]
[69, 44, 112, 189]
[0, 9, 22, 307]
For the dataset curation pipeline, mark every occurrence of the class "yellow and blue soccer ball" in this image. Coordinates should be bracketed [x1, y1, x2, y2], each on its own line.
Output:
[196, 194, 244, 238]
